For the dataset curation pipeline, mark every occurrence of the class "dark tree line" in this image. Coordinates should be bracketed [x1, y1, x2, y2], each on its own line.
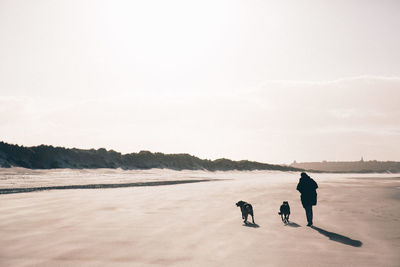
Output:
[0, 141, 301, 171]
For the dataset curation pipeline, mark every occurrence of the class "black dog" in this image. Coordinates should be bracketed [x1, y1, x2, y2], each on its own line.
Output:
[236, 200, 255, 224]
[278, 201, 290, 224]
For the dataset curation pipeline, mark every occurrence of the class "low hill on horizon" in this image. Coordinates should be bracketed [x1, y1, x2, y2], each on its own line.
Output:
[291, 160, 400, 173]
[0, 141, 301, 172]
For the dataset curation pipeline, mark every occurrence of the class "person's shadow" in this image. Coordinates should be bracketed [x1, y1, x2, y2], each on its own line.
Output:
[311, 226, 362, 247]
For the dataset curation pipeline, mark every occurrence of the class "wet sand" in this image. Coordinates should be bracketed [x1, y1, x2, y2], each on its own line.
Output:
[0, 169, 399, 266]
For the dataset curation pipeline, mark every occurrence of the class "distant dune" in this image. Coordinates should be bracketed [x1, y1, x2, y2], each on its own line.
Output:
[291, 160, 400, 173]
[0, 141, 301, 172]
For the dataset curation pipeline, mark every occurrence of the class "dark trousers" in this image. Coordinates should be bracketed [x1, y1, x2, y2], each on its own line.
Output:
[304, 205, 313, 224]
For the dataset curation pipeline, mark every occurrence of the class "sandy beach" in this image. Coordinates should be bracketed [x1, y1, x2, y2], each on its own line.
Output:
[0, 169, 399, 266]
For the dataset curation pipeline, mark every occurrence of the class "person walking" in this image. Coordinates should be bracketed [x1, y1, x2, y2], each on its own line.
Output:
[296, 172, 318, 226]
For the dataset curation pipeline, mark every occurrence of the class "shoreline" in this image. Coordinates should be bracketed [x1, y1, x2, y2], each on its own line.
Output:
[0, 179, 215, 195]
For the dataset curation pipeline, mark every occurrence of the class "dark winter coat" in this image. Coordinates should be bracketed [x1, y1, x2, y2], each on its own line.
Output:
[296, 176, 318, 207]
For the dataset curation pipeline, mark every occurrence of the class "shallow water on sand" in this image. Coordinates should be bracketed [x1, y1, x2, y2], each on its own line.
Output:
[1, 167, 398, 189]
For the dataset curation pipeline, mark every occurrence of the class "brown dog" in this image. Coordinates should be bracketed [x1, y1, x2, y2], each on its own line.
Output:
[236, 200, 255, 224]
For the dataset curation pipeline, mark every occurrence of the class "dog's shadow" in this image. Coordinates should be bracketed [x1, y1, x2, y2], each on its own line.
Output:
[243, 222, 260, 228]
[285, 221, 301, 227]
[311, 226, 362, 247]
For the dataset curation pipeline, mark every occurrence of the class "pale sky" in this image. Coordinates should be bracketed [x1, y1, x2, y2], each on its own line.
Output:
[1, 0, 400, 164]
